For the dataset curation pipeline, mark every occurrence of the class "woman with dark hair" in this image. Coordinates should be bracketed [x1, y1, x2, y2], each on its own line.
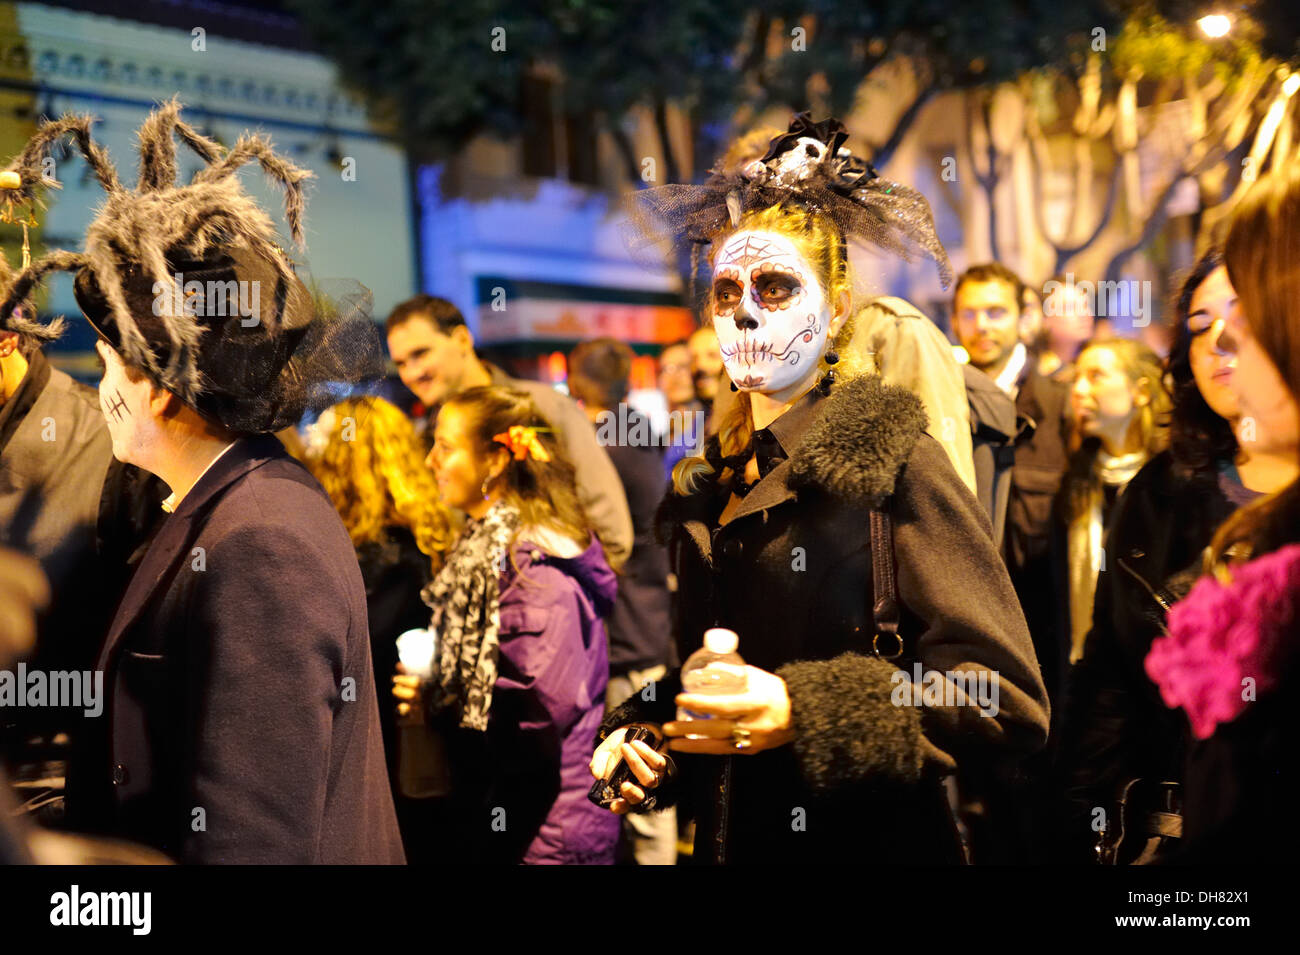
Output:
[1057, 248, 1287, 862]
[392, 385, 620, 864]
[1145, 165, 1300, 862]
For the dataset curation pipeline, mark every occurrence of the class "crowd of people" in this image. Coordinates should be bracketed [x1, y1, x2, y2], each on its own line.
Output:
[1, 105, 1297, 866]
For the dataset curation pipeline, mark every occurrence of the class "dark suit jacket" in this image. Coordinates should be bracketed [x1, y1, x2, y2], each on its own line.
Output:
[81, 434, 405, 864]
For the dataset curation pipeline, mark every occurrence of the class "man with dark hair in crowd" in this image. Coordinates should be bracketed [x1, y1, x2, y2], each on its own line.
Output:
[386, 294, 633, 569]
[954, 263, 1072, 694]
[952, 262, 1073, 863]
[567, 336, 676, 864]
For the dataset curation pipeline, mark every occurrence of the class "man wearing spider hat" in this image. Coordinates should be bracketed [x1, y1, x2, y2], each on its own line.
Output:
[0, 102, 404, 863]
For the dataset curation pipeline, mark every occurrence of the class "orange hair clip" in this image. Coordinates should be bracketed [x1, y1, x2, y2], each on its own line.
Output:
[493, 425, 552, 462]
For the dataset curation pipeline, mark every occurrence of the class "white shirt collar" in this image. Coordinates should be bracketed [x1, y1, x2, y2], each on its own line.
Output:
[994, 342, 1028, 398]
[161, 441, 239, 513]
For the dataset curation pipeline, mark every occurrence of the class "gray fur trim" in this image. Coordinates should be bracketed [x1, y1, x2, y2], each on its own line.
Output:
[777, 652, 925, 793]
[0, 250, 84, 340]
[3, 113, 119, 202]
[196, 132, 314, 246]
[136, 97, 223, 193]
[787, 373, 927, 507]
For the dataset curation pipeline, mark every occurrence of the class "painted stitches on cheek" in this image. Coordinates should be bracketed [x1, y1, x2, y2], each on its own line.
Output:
[105, 389, 130, 422]
[719, 313, 821, 368]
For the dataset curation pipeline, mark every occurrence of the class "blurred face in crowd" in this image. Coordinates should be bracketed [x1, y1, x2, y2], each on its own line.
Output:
[954, 278, 1021, 374]
[1043, 284, 1095, 360]
[0, 331, 26, 406]
[1226, 308, 1300, 456]
[659, 343, 695, 408]
[388, 314, 474, 410]
[688, 326, 724, 400]
[427, 402, 504, 518]
[1020, 287, 1044, 347]
[1186, 265, 1242, 424]
[95, 339, 163, 466]
[1071, 344, 1149, 449]
[708, 230, 839, 395]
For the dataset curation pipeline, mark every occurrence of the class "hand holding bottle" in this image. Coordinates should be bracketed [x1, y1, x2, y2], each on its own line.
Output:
[665, 664, 795, 754]
[665, 628, 795, 755]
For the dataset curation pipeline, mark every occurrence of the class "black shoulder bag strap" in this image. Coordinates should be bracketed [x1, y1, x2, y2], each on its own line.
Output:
[868, 503, 975, 864]
[869, 507, 905, 661]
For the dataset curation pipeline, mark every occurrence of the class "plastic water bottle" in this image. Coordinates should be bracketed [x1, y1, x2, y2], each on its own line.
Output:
[677, 628, 748, 739]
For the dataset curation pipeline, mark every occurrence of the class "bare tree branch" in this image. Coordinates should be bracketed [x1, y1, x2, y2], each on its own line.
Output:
[870, 84, 938, 170]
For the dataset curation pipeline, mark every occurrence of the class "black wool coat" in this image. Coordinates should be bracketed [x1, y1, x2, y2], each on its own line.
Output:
[1005, 365, 1073, 708]
[603, 375, 1050, 864]
[78, 435, 405, 864]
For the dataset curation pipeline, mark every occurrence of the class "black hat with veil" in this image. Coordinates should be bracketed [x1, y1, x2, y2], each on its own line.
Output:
[624, 112, 953, 294]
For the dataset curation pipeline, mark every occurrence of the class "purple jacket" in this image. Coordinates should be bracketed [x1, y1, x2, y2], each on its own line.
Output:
[489, 533, 621, 864]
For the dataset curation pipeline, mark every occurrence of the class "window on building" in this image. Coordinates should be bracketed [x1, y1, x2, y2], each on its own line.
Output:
[521, 72, 600, 186]
[521, 73, 557, 179]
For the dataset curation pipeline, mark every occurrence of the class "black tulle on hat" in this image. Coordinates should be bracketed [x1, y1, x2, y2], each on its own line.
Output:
[624, 111, 952, 289]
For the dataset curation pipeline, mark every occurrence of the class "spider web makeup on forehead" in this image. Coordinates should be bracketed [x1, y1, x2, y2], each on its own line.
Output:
[717, 234, 786, 270]
[622, 112, 953, 300]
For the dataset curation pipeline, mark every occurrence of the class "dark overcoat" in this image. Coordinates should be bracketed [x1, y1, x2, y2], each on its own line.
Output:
[604, 374, 1050, 864]
[79, 434, 405, 864]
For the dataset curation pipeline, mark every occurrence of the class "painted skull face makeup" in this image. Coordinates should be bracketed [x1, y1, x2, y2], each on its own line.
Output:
[710, 230, 832, 394]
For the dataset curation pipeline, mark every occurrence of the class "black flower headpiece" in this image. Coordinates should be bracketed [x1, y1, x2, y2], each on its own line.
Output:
[626, 111, 952, 289]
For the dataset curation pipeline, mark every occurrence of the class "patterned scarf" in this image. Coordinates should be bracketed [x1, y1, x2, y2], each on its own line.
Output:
[420, 501, 520, 731]
[1067, 449, 1148, 663]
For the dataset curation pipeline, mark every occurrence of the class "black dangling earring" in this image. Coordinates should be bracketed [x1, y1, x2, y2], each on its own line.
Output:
[818, 348, 839, 395]
[730, 381, 738, 392]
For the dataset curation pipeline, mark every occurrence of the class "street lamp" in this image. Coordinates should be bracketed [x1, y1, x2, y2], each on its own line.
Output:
[1197, 14, 1232, 38]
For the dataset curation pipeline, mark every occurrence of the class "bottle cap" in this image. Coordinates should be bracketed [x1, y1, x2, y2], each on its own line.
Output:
[703, 627, 739, 655]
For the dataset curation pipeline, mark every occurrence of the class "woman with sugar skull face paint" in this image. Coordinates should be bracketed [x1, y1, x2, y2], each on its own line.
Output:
[593, 115, 1050, 864]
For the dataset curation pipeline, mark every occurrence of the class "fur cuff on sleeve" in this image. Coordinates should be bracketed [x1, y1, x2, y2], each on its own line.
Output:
[598, 671, 682, 740]
[777, 653, 925, 793]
